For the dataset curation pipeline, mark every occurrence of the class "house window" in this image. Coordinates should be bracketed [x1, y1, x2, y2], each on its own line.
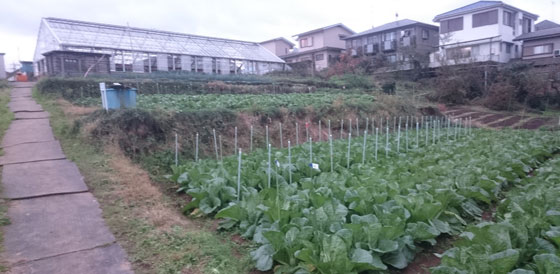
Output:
[446, 46, 472, 59]
[315, 54, 324, 61]
[472, 10, 498, 28]
[300, 37, 313, 48]
[346, 40, 352, 49]
[505, 43, 512, 54]
[441, 17, 463, 33]
[522, 18, 532, 34]
[366, 35, 378, 44]
[523, 44, 553, 56]
[382, 32, 396, 41]
[401, 29, 412, 37]
[421, 29, 429, 40]
[386, 54, 397, 63]
[503, 11, 514, 27]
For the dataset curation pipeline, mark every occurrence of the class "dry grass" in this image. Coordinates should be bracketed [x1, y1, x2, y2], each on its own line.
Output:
[56, 98, 99, 116]
[103, 144, 192, 230]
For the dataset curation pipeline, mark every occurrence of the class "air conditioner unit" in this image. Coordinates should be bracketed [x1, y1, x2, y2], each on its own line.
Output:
[554, 49, 560, 57]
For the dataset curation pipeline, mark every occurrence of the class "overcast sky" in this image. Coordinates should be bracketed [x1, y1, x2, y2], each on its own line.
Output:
[0, 0, 557, 70]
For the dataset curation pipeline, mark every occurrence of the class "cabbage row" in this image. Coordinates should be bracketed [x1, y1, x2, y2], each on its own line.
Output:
[168, 129, 558, 273]
[433, 156, 560, 274]
[137, 92, 374, 112]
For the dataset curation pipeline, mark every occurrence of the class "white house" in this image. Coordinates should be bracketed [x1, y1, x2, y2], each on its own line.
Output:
[429, 1, 538, 67]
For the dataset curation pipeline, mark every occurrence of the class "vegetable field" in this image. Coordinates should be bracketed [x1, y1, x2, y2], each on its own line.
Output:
[75, 92, 375, 112]
[138, 93, 374, 112]
[168, 126, 560, 273]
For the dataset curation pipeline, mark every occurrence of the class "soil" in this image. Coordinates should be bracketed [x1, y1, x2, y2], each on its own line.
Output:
[478, 114, 509, 124]
[442, 106, 558, 130]
[399, 236, 456, 274]
[481, 204, 497, 221]
[487, 116, 522, 128]
[468, 112, 492, 119]
[446, 108, 472, 116]
[520, 117, 552, 129]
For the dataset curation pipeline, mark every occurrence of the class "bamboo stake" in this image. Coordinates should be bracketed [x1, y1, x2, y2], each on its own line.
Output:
[213, 129, 218, 160]
[362, 130, 367, 164]
[279, 123, 283, 148]
[296, 122, 299, 145]
[288, 140, 292, 183]
[174, 133, 178, 166]
[195, 133, 199, 162]
[347, 133, 352, 169]
[375, 128, 378, 160]
[237, 149, 242, 201]
[250, 125, 253, 153]
[329, 134, 334, 172]
[234, 126, 238, 154]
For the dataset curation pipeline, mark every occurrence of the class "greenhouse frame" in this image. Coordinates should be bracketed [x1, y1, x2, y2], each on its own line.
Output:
[33, 17, 287, 76]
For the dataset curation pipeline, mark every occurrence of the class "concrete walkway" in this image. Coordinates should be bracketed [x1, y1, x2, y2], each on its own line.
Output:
[0, 83, 132, 274]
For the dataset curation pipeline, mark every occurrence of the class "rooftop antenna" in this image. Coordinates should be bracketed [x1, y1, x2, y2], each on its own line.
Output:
[395, 13, 399, 23]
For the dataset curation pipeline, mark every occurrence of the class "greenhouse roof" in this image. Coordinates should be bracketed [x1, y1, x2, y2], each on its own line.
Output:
[39, 17, 285, 63]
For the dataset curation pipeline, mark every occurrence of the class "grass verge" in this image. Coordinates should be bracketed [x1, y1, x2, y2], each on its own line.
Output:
[0, 81, 13, 272]
[33, 89, 255, 274]
[0, 83, 14, 155]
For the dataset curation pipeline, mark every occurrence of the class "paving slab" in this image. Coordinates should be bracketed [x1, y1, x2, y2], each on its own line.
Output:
[8, 243, 133, 274]
[2, 193, 117, 264]
[8, 101, 43, 112]
[9, 97, 35, 102]
[10, 82, 35, 89]
[14, 111, 50, 120]
[10, 89, 32, 98]
[1, 159, 88, 199]
[0, 141, 65, 166]
[1, 119, 55, 147]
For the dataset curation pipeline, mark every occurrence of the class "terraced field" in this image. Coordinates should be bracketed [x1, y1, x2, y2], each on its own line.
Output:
[443, 107, 559, 130]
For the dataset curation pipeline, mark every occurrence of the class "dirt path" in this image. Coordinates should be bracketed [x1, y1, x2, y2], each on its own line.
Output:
[0, 83, 132, 274]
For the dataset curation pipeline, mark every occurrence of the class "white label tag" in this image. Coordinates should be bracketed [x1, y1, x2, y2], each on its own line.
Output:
[309, 163, 320, 170]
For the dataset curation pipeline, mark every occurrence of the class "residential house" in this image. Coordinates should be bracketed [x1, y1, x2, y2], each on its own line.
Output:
[282, 23, 355, 72]
[343, 19, 439, 71]
[535, 20, 560, 31]
[429, 1, 538, 67]
[260, 37, 295, 57]
[514, 21, 560, 66]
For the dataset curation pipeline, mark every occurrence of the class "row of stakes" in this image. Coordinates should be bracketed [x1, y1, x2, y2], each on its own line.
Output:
[173, 116, 474, 200]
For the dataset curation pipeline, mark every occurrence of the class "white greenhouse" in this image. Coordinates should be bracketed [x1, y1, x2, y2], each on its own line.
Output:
[33, 17, 286, 76]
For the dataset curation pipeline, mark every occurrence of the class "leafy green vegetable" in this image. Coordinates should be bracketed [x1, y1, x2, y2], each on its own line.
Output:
[169, 129, 559, 272]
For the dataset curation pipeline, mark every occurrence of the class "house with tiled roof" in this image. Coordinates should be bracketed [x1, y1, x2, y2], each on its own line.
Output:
[282, 23, 355, 72]
[429, 1, 539, 67]
[260, 37, 295, 57]
[343, 19, 439, 71]
[514, 20, 560, 66]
